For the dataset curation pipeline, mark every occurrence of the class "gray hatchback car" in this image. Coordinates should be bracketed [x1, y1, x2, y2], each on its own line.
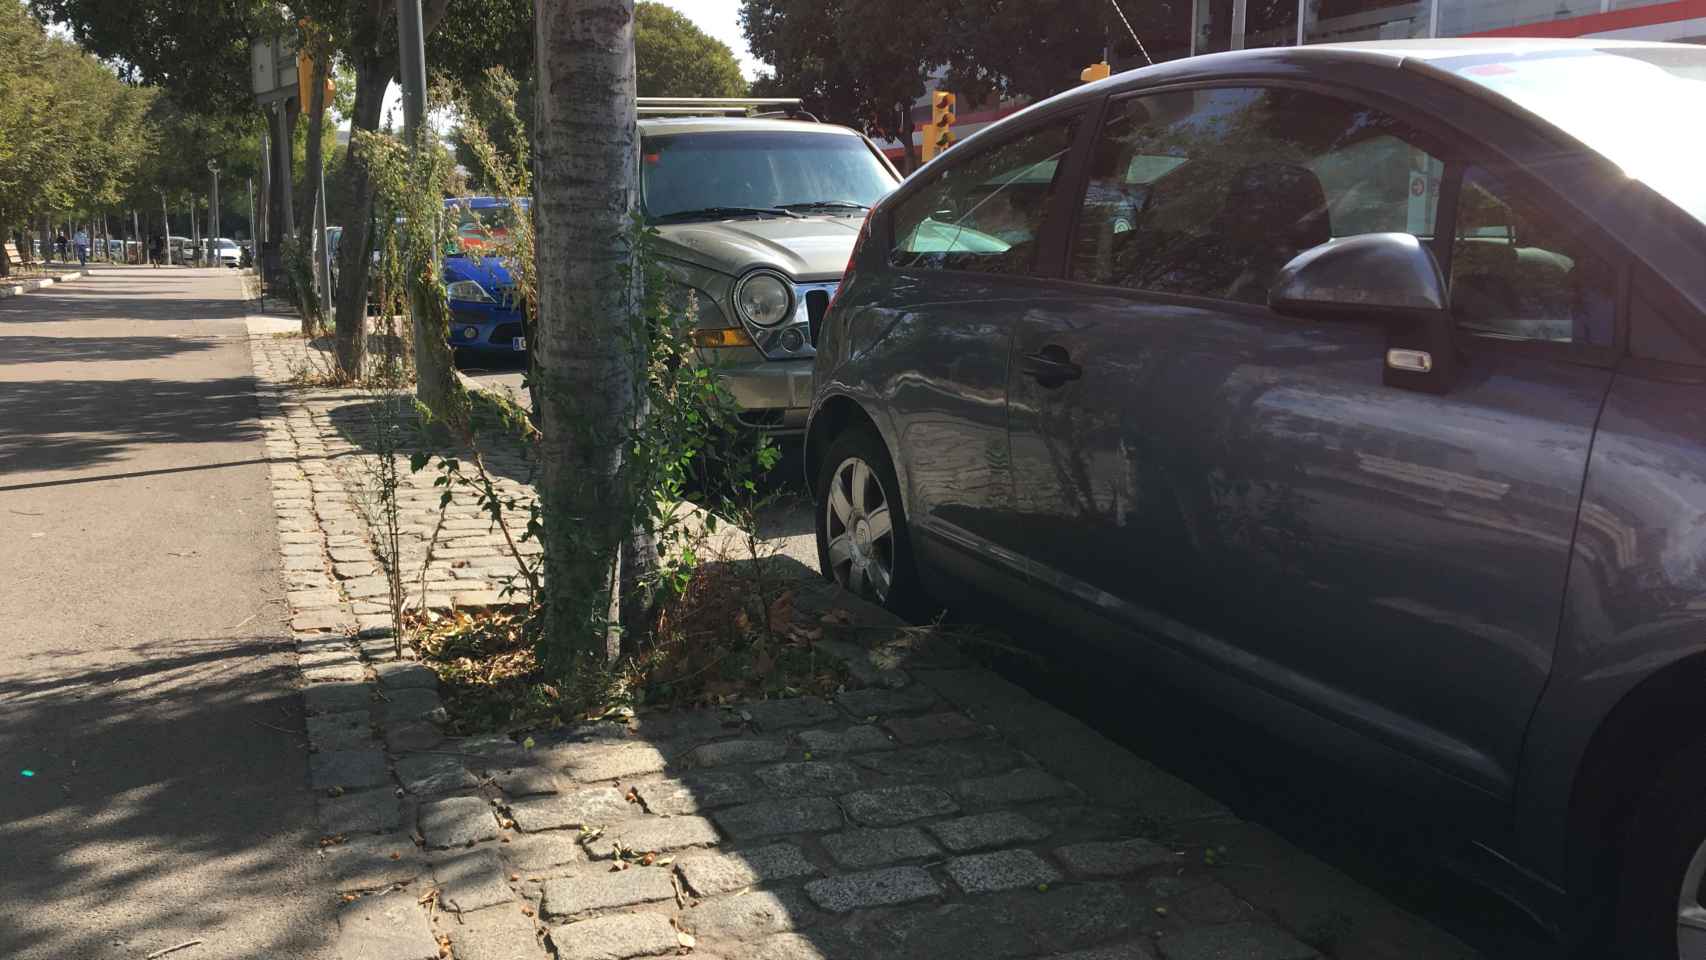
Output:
[806, 39, 1706, 955]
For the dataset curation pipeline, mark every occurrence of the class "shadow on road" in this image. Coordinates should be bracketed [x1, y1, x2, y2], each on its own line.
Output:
[0, 631, 334, 960]
[0, 375, 263, 475]
[0, 335, 221, 366]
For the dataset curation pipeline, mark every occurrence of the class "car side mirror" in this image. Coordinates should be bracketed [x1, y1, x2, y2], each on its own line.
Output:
[1269, 232, 1456, 395]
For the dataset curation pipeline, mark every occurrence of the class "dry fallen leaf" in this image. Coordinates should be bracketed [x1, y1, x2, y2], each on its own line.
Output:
[677, 931, 697, 948]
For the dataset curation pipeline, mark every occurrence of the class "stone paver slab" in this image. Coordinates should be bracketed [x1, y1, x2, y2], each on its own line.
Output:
[310, 749, 388, 791]
[584, 815, 720, 859]
[378, 687, 442, 724]
[332, 890, 440, 960]
[445, 905, 547, 960]
[753, 760, 861, 796]
[820, 826, 941, 869]
[1055, 838, 1176, 878]
[677, 843, 818, 897]
[508, 786, 640, 833]
[292, 608, 355, 634]
[682, 888, 817, 940]
[853, 744, 1003, 781]
[435, 846, 516, 914]
[559, 742, 669, 782]
[494, 766, 562, 798]
[804, 866, 942, 913]
[945, 848, 1063, 894]
[318, 790, 403, 836]
[689, 738, 789, 767]
[305, 681, 371, 716]
[321, 833, 426, 891]
[1154, 922, 1319, 960]
[744, 696, 839, 730]
[633, 772, 750, 815]
[504, 831, 586, 872]
[929, 811, 1051, 852]
[715, 797, 843, 838]
[795, 725, 896, 756]
[395, 753, 479, 795]
[1045, 944, 1159, 960]
[307, 710, 374, 751]
[385, 721, 444, 753]
[420, 796, 499, 849]
[540, 866, 675, 919]
[548, 913, 679, 960]
[842, 785, 958, 826]
[883, 711, 984, 744]
[835, 686, 938, 718]
[375, 660, 438, 690]
[958, 768, 1070, 807]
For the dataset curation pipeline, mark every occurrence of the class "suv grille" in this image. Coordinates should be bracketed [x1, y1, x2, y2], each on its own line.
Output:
[805, 289, 830, 346]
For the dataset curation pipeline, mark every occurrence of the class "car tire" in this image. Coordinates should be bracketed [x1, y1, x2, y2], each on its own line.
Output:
[814, 424, 922, 616]
[1615, 738, 1706, 958]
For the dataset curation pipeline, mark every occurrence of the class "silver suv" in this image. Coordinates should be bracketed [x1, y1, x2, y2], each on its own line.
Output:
[642, 104, 900, 434]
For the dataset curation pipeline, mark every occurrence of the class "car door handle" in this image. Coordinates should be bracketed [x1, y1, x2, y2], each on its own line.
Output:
[1021, 346, 1082, 386]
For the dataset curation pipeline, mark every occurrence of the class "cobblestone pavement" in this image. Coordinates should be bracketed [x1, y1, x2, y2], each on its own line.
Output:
[247, 320, 1477, 960]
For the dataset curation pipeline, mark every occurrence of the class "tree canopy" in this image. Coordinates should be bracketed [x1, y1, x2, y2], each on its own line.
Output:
[0, 2, 161, 270]
[635, 2, 747, 98]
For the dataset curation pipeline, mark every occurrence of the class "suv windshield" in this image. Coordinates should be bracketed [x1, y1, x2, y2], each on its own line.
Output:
[1439, 46, 1706, 226]
[641, 130, 895, 223]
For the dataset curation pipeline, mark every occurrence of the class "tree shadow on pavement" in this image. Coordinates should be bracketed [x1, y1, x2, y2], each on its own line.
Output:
[0, 375, 263, 475]
[0, 630, 337, 960]
[0, 292, 248, 326]
[0, 335, 221, 366]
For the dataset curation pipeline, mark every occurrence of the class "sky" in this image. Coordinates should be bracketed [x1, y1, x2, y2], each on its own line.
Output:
[375, 0, 764, 128]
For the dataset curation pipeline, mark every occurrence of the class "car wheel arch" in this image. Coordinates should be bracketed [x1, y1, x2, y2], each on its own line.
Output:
[805, 394, 910, 519]
[1566, 646, 1706, 905]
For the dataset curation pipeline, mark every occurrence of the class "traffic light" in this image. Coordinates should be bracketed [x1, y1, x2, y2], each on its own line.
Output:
[922, 91, 956, 163]
[1081, 61, 1111, 84]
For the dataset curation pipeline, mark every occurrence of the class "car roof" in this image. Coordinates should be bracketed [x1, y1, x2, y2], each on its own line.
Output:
[637, 116, 862, 137]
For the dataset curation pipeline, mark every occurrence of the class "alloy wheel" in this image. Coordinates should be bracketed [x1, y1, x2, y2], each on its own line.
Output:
[1681, 836, 1706, 958]
[824, 456, 896, 603]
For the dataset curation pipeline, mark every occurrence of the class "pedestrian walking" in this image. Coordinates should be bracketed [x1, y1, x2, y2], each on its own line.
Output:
[55, 234, 67, 262]
[73, 228, 89, 266]
[150, 234, 165, 267]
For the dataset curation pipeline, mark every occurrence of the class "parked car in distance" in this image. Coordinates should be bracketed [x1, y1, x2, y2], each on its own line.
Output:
[807, 39, 1706, 956]
[444, 197, 529, 355]
[643, 105, 900, 434]
[208, 238, 240, 268]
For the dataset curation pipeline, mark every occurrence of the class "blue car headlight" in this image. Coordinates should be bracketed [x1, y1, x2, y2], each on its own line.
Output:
[446, 279, 495, 303]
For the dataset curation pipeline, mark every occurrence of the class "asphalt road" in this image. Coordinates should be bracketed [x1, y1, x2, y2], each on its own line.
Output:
[0, 267, 334, 959]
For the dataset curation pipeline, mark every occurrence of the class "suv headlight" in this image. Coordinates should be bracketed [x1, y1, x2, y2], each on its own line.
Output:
[446, 279, 494, 303]
[734, 270, 792, 327]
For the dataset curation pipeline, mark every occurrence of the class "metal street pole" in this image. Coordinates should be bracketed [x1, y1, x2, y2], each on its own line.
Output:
[208, 159, 222, 262]
[317, 162, 332, 309]
[159, 190, 170, 265]
[398, 0, 427, 140]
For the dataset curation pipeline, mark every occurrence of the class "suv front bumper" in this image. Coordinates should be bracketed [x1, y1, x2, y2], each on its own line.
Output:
[711, 356, 814, 434]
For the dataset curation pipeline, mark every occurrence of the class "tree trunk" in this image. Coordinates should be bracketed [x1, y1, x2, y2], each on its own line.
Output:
[534, 0, 645, 668]
[332, 54, 391, 379]
[299, 46, 329, 307]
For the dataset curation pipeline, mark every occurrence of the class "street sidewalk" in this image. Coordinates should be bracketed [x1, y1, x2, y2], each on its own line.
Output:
[245, 323, 1479, 960]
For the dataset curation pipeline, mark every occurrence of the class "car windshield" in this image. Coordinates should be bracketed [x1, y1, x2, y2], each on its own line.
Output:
[447, 201, 527, 254]
[1439, 46, 1706, 227]
[641, 130, 895, 222]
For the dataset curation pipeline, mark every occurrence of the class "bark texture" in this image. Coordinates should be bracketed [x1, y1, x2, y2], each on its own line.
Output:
[332, 54, 390, 379]
[533, 0, 643, 667]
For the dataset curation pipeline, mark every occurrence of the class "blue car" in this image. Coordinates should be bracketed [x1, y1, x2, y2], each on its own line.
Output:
[443, 196, 529, 356]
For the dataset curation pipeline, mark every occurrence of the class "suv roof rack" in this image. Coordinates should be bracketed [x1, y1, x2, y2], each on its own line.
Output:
[636, 97, 818, 122]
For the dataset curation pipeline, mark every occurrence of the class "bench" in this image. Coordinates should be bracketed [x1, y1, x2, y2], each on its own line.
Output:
[2, 242, 19, 265]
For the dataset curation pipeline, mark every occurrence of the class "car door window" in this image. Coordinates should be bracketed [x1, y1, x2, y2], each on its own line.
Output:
[890, 115, 1081, 275]
[1070, 88, 1444, 304]
[1450, 167, 1617, 346]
